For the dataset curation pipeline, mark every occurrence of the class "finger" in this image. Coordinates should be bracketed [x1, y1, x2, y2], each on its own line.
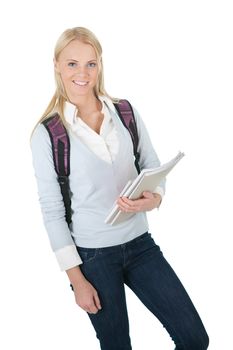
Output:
[122, 196, 150, 208]
[142, 191, 154, 198]
[121, 197, 135, 205]
[117, 198, 131, 210]
[118, 200, 135, 211]
[120, 201, 138, 211]
[93, 292, 102, 310]
[126, 198, 148, 208]
[87, 304, 98, 314]
[118, 197, 144, 212]
[119, 204, 140, 212]
[116, 197, 125, 206]
[117, 199, 129, 210]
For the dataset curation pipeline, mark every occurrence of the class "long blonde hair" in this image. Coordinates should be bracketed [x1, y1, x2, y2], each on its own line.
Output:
[32, 27, 112, 133]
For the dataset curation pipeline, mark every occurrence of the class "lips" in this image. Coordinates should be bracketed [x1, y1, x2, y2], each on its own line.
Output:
[72, 80, 89, 86]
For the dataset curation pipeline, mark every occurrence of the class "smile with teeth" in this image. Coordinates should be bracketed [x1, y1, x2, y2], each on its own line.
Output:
[73, 80, 89, 86]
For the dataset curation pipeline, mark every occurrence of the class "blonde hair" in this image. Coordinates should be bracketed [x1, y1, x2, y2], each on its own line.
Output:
[32, 27, 113, 133]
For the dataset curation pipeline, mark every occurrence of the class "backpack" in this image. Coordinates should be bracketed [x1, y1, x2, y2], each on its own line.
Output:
[42, 99, 140, 224]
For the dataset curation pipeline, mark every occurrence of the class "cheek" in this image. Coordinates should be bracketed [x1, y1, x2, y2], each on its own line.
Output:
[60, 72, 74, 87]
[60, 70, 71, 80]
[90, 69, 99, 84]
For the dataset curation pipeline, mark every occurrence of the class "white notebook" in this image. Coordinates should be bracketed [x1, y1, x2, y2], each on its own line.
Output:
[104, 151, 185, 225]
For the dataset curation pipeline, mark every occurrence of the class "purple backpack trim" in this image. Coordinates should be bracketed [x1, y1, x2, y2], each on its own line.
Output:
[114, 99, 140, 173]
[43, 113, 71, 224]
[113, 100, 139, 153]
[43, 113, 70, 176]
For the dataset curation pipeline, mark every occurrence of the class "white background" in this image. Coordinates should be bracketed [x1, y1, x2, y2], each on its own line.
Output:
[0, 0, 232, 349]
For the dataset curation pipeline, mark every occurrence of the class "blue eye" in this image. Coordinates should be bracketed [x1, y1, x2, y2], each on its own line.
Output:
[87, 62, 97, 68]
[68, 62, 77, 67]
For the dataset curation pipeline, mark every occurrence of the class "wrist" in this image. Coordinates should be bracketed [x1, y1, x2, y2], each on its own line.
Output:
[66, 266, 86, 286]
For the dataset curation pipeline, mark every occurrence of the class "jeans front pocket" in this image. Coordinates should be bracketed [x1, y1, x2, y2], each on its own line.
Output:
[77, 247, 99, 263]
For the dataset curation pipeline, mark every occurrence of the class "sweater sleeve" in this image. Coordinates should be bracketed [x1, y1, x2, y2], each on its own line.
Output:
[30, 124, 82, 271]
[132, 106, 166, 197]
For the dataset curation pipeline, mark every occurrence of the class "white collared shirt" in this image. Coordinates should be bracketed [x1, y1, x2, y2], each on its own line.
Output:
[64, 96, 119, 164]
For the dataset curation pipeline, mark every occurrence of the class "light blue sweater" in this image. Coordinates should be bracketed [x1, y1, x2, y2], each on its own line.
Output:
[31, 98, 166, 271]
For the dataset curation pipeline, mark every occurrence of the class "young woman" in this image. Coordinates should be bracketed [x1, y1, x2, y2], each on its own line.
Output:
[31, 27, 209, 350]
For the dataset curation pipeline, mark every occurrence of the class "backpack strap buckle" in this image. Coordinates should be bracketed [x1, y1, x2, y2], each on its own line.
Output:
[58, 175, 69, 186]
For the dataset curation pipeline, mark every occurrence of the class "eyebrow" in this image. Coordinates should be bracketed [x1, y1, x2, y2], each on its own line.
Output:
[66, 59, 97, 62]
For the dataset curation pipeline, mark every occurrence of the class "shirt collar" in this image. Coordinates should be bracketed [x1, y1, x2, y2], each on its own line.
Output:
[98, 95, 117, 114]
[64, 95, 116, 126]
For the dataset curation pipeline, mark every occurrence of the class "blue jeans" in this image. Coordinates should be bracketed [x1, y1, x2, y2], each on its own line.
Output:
[74, 232, 209, 350]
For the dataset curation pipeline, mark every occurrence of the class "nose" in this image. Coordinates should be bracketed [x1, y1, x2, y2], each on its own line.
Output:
[76, 65, 89, 77]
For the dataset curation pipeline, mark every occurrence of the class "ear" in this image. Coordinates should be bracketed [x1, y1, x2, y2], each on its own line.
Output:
[53, 58, 60, 73]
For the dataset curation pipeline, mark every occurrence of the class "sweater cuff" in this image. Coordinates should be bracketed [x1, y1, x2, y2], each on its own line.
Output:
[55, 245, 83, 271]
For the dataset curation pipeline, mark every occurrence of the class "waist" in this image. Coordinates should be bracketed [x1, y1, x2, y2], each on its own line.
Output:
[76, 231, 149, 252]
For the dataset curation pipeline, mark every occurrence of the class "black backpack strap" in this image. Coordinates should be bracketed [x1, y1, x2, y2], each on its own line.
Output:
[42, 114, 72, 225]
[113, 99, 140, 174]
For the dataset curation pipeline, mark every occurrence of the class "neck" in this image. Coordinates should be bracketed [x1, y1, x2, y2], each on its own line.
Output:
[68, 94, 102, 121]
[70, 92, 94, 106]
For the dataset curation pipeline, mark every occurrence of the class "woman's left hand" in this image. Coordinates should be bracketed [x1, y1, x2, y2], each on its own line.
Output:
[116, 192, 162, 213]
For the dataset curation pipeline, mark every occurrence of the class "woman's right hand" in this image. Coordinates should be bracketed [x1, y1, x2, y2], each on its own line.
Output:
[66, 266, 102, 314]
[72, 278, 102, 314]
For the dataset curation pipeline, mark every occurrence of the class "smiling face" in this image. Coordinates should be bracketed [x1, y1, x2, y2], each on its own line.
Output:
[54, 39, 99, 102]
